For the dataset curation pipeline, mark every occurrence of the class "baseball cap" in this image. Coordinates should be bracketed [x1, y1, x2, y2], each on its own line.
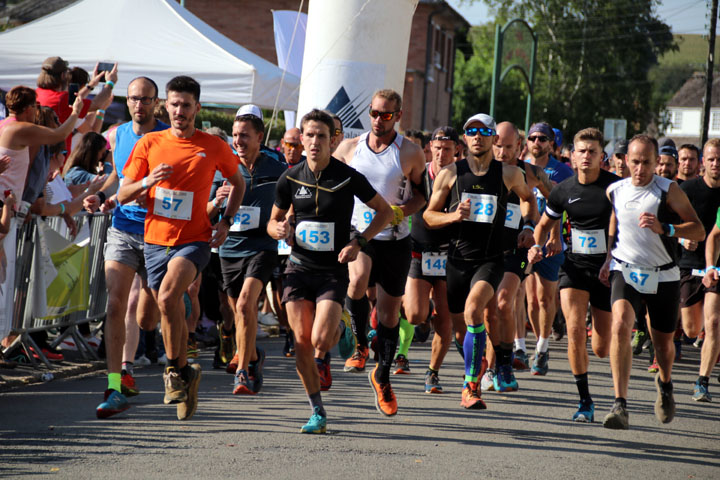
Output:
[614, 139, 629, 156]
[42, 56, 68, 74]
[463, 113, 496, 131]
[659, 145, 678, 160]
[552, 128, 563, 146]
[431, 126, 460, 143]
[528, 122, 555, 141]
[235, 104, 263, 120]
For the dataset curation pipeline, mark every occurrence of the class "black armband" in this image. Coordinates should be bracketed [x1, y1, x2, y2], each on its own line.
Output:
[97, 191, 106, 205]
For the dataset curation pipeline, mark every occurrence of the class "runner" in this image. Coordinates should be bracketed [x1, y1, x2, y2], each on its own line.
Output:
[118, 76, 246, 420]
[333, 89, 426, 416]
[599, 134, 704, 429]
[424, 113, 539, 409]
[220, 106, 286, 395]
[84, 77, 168, 419]
[678, 139, 720, 402]
[524, 122, 574, 376]
[529, 128, 618, 422]
[677, 144, 700, 184]
[267, 108, 392, 433]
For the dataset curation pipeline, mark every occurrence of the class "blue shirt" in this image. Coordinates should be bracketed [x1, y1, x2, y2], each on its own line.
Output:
[112, 120, 169, 234]
[527, 155, 574, 214]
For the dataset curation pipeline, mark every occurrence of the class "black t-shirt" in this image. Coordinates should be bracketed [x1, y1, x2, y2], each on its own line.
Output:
[274, 157, 377, 270]
[545, 169, 619, 269]
[679, 177, 720, 269]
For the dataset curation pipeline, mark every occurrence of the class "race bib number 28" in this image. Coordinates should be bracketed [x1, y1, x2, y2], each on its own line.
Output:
[153, 187, 193, 221]
[461, 193, 497, 223]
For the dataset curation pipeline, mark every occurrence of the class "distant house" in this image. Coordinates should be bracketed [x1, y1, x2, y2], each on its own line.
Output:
[663, 72, 720, 147]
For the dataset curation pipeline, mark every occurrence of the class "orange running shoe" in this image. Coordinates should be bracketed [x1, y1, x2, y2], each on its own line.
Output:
[343, 345, 369, 373]
[461, 382, 487, 409]
[226, 352, 239, 374]
[121, 372, 140, 397]
[368, 365, 397, 416]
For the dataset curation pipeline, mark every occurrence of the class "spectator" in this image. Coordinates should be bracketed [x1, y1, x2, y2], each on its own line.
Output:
[62, 131, 111, 188]
[282, 127, 304, 166]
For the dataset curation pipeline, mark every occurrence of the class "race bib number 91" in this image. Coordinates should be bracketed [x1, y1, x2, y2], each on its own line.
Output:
[461, 193, 498, 223]
[352, 203, 377, 229]
[153, 187, 193, 221]
[295, 221, 335, 251]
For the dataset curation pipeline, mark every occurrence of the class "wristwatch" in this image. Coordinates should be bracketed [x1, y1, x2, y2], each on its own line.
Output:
[355, 235, 368, 248]
[220, 216, 233, 227]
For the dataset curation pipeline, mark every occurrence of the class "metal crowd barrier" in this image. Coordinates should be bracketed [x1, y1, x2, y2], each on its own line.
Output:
[3, 212, 111, 369]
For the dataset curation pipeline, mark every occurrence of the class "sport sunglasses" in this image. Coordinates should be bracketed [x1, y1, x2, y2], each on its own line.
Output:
[369, 109, 398, 121]
[464, 127, 495, 137]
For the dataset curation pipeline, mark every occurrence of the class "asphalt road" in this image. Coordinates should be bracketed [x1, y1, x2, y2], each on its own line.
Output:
[0, 335, 718, 479]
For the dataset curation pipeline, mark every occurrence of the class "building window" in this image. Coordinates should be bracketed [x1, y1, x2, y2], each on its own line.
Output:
[712, 111, 720, 131]
[671, 110, 683, 129]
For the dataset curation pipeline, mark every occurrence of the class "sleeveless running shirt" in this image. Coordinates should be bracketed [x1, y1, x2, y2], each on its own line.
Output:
[350, 132, 411, 241]
[411, 162, 450, 251]
[447, 158, 508, 262]
[0, 118, 31, 197]
[502, 161, 527, 249]
[608, 175, 679, 282]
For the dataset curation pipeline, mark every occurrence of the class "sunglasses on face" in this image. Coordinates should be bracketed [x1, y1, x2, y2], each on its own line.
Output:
[528, 135, 549, 143]
[284, 141, 302, 150]
[464, 127, 495, 137]
[334, 128, 343, 136]
[369, 109, 398, 121]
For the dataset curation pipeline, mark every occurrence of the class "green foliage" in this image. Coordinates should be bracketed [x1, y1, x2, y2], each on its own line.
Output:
[457, 0, 676, 137]
[194, 108, 286, 143]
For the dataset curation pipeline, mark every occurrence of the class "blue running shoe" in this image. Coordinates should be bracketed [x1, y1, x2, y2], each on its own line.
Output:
[249, 347, 266, 393]
[96, 389, 130, 419]
[425, 370, 443, 394]
[532, 351, 549, 376]
[338, 310, 356, 360]
[692, 381, 711, 402]
[494, 364, 518, 392]
[301, 406, 327, 434]
[573, 400, 595, 423]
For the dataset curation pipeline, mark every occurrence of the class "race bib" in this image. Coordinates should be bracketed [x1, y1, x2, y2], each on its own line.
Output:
[692, 269, 706, 277]
[421, 251, 447, 276]
[621, 263, 659, 295]
[461, 193, 497, 223]
[505, 203, 521, 229]
[278, 238, 292, 255]
[571, 229, 606, 255]
[352, 203, 377, 229]
[295, 221, 334, 251]
[153, 187, 193, 221]
[229, 206, 260, 232]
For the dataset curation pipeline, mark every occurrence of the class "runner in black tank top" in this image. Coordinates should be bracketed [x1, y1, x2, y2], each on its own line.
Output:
[424, 113, 539, 410]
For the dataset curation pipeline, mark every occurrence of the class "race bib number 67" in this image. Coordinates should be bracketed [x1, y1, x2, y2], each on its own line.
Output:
[154, 187, 193, 221]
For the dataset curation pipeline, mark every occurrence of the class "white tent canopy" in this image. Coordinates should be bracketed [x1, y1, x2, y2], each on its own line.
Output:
[0, 0, 299, 109]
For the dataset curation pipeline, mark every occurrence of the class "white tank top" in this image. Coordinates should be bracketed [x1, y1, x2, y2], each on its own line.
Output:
[350, 132, 411, 240]
[608, 175, 679, 282]
[0, 118, 31, 198]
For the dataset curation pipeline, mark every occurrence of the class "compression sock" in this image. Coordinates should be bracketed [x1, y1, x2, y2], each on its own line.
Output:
[108, 372, 122, 392]
[515, 337, 526, 352]
[574, 372, 592, 403]
[614, 397, 627, 408]
[308, 391, 326, 417]
[167, 357, 180, 369]
[536, 336, 550, 353]
[698, 375, 709, 388]
[498, 342, 513, 367]
[376, 321, 400, 384]
[346, 295, 370, 348]
[122, 361, 134, 376]
[396, 316, 414, 358]
[463, 324, 486, 385]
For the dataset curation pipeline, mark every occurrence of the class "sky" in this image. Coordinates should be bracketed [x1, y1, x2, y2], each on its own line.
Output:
[446, 0, 714, 35]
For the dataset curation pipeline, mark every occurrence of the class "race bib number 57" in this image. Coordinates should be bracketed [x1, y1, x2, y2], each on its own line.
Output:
[154, 187, 193, 221]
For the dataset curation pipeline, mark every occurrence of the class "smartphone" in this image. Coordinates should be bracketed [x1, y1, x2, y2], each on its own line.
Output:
[97, 62, 114, 75]
[68, 83, 79, 106]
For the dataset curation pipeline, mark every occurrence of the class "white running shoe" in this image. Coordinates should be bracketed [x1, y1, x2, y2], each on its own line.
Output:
[480, 369, 496, 392]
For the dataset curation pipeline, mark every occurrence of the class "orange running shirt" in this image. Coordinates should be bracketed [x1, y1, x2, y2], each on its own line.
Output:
[123, 129, 239, 246]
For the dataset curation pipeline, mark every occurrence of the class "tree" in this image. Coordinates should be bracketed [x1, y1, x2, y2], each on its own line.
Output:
[457, 0, 676, 136]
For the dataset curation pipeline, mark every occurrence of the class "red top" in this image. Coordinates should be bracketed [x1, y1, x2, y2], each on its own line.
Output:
[36, 87, 91, 154]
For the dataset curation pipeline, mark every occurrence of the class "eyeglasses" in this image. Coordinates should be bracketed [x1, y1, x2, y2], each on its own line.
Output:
[284, 141, 303, 150]
[528, 135, 549, 143]
[334, 128, 343, 136]
[61, 150, 68, 156]
[127, 96, 156, 105]
[464, 127, 495, 137]
[369, 109, 398, 121]
[433, 136, 455, 142]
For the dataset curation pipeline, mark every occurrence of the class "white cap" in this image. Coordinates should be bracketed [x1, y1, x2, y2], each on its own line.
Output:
[463, 113, 496, 131]
[235, 104, 263, 120]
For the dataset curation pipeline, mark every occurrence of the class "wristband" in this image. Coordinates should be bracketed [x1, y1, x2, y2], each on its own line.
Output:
[97, 109, 106, 115]
[355, 235, 368, 248]
[522, 224, 535, 232]
[213, 198, 221, 208]
[97, 191, 106, 204]
[669, 224, 675, 237]
[532, 244, 543, 249]
[106, 80, 115, 89]
[59, 203, 65, 215]
[141, 178, 148, 189]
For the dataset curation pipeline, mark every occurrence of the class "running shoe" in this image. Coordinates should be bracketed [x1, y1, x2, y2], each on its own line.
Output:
[480, 368, 496, 392]
[461, 382, 487, 409]
[135, 355, 151, 366]
[632, 331, 647, 356]
[317, 357, 332, 392]
[344, 345, 369, 373]
[368, 364, 397, 416]
[338, 310, 356, 360]
[301, 406, 327, 434]
[393, 354, 411, 375]
[494, 364, 518, 392]
[512, 349, 529, 371]
[226, 352, 239, 374]
[648, 357, 659, 373]
[692, 381, 711, 402]
[552, 312, 565, 341]
[96, 389, 130, 419]
[212, 349, 225, 369]
[233, 369, 255, 395]
[693, 331, 704, 348]
[573, 400, 594, 423]
[249, 347, 266, 393]
[654, 373, 675, 424]
[187, 337, 199, 359]
[603, 401, 629, 430]
[30, 346, 64, 362]
[163, 367, 187, 404]
[219, 332, 235, 364]
[424, 370, 443, 394]
[283, 332, 295, 357]
[414, 322, 432, 343]
[121, 372, 140, 397]
[177, 363, 202, 421]
[531, 351, 549, 376]
[258, 312, 279, 326]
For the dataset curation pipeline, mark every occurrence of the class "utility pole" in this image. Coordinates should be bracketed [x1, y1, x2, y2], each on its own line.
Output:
[701, 0, 718, 147]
